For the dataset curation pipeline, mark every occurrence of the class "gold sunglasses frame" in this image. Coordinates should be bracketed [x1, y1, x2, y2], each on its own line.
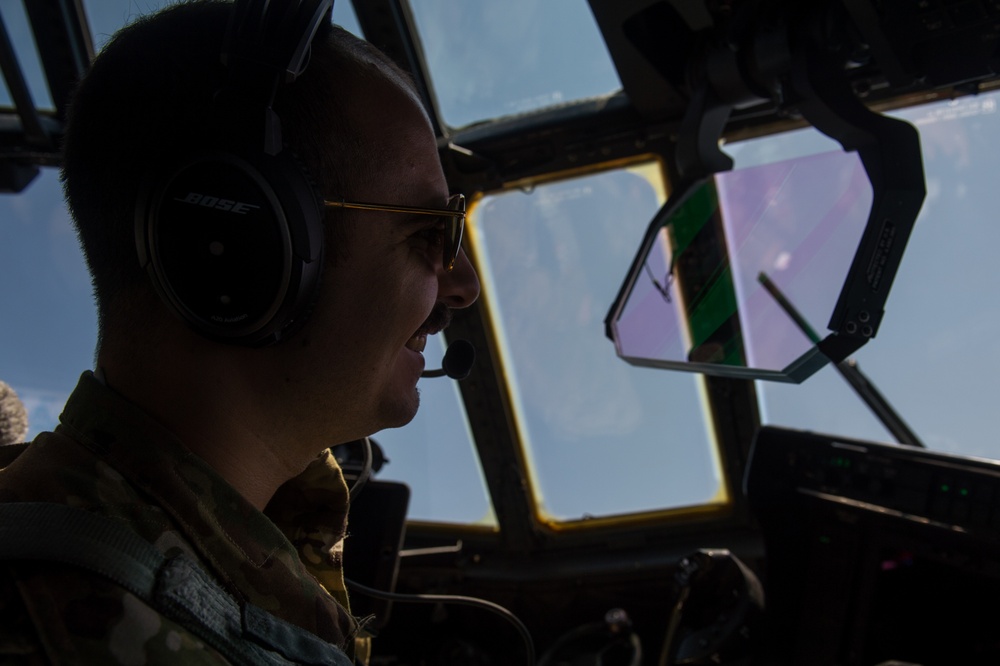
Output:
[324, 194, 465, 271]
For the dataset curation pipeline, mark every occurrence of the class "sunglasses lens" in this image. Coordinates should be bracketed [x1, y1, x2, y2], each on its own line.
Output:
[445, 195, 465, 272]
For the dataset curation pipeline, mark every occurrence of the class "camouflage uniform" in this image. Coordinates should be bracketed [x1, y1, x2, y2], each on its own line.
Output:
[0, 371, 364, 664]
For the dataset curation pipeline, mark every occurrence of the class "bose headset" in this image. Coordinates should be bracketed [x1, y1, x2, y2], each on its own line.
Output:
[135, 0, 333, 347]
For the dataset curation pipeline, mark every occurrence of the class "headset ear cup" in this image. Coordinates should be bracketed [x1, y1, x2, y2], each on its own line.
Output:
[133, 0, 333, 346]
[136, 152, 324, 346]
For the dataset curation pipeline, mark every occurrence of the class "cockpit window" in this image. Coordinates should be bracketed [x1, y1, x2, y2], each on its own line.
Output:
[81, 0, 363, 50]
[748, 91, 1000, 461]
[0, 1, 53, 111]
[471, 162, 727, 524]
[0, 169, 94, 427]
[407, 0, 622, 129]
[372, 333, 495, 526]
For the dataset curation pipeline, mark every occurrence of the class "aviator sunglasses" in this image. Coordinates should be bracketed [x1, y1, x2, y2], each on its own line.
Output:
[324, 193, 466, 272]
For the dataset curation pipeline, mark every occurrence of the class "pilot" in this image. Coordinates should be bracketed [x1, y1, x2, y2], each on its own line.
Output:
[0, 1, 479, 664]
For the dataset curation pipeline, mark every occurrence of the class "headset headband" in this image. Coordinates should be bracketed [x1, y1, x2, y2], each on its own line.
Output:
[217, 0, 334, 154]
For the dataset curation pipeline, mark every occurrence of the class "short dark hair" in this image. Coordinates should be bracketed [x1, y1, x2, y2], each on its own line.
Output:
[61, 0, 409, 341]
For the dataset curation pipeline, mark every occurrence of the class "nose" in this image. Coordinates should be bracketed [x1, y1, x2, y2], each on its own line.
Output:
[439, 247, 480, 308]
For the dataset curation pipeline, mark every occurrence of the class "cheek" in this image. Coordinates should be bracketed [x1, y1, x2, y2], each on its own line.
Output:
[334, 267, 437, 345]
[315, 231, 441, 344]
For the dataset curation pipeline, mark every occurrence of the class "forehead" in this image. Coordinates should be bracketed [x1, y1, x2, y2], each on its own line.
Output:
[333, 44, 427, 128]
[346, 58, 429, 134]
[342, 65, 444, 201]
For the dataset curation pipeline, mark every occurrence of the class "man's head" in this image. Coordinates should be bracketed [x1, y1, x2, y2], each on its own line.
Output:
[63, 1, 377, 345]
[0, 380, 29, 445]
[62, 0, 479, 441]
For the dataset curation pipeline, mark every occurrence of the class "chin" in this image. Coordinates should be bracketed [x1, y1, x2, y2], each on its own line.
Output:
[377, 386, 421, 430]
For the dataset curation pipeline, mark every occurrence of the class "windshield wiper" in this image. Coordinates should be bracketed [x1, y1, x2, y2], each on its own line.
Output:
[758, 271, 925, 448]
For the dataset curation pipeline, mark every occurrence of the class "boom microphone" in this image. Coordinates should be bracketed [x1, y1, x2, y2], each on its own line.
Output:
[422, 339, 476, 380]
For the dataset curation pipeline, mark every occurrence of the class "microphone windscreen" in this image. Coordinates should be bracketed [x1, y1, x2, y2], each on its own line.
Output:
[442, 339, 476, 380]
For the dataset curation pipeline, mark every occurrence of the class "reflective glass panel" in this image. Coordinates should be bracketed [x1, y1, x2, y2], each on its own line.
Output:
[609, 150, 873, 381]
